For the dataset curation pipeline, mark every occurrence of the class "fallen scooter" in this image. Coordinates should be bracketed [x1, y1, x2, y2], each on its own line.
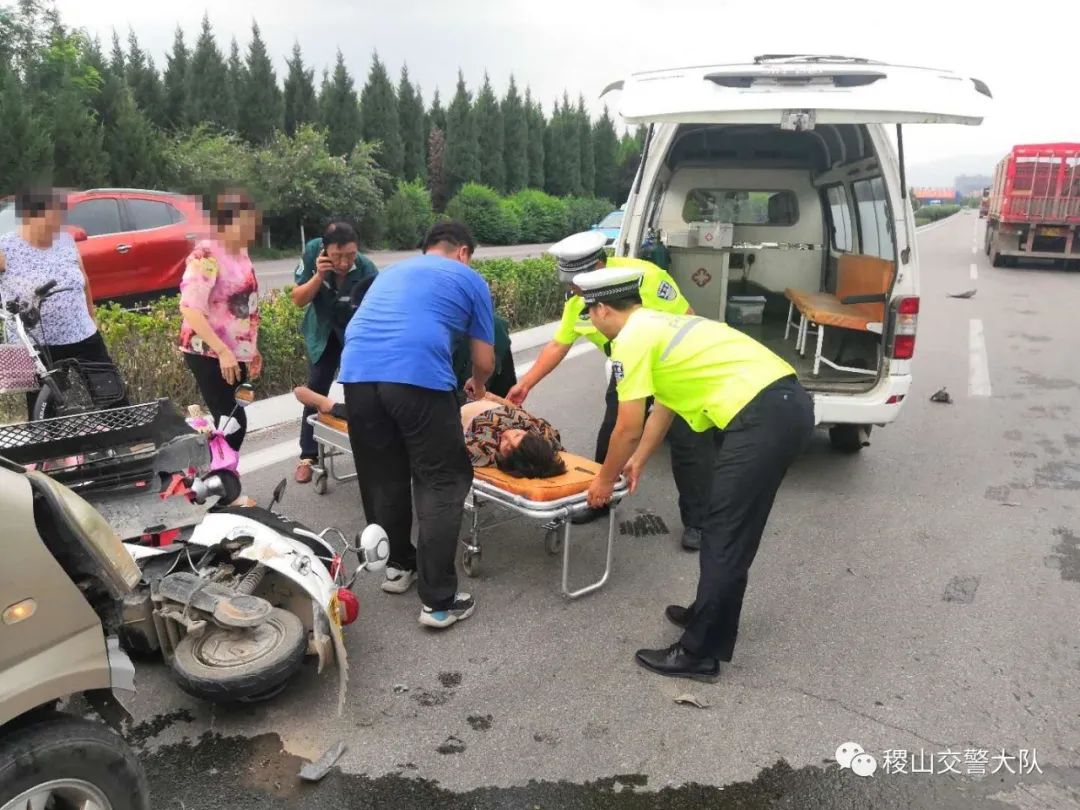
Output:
[119, 387, 389, 709]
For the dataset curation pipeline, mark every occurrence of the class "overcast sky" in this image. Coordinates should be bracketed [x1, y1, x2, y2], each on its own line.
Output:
[55, 0, 1078, 180]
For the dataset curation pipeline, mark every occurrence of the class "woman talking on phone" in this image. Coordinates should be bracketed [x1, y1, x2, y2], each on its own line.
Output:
[290, 221, 378, 483]
[178, 190, 263, 452]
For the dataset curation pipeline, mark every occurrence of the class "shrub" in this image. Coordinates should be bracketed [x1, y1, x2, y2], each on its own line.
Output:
[507, 189, 569, 243]
[473, 254, 562, 330]
[919, 204, 961, 223]
[445, 183, 520, 245]
[384, 180, 436, 249]
[564, 196, 616, 234]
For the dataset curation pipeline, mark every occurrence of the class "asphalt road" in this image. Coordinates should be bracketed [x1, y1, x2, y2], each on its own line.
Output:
[254, 243, 553, 291]
[123, 211, 1080, 808]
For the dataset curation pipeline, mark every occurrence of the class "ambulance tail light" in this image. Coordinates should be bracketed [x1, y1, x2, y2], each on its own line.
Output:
[888, 296, 919, 360]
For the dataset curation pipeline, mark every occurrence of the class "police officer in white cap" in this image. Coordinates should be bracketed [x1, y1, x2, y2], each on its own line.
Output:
[576, 265, 813, 681]
[507, 231, 713, 547]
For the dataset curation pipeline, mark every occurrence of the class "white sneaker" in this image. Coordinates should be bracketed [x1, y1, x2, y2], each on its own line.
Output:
[419, 593, 475, 629]
[381, 566, 417, 594]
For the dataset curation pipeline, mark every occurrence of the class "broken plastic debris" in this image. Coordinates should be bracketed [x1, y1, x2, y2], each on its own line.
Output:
[947, 289, 977, 299]
[674, 694, 710, 709]
[393, 684, 409, 694]
[930, 387, 953, 404]
[299, 740, 347, 782]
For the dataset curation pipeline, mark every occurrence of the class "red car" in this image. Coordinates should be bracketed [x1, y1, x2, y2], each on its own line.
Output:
[0, 189, 209, 302]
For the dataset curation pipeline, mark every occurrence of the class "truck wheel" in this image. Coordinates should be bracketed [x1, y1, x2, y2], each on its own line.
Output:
[991, 250, 1005, 268]
[170, 607, 307, 703]
[829, 424, 871, 454]
[0, 712, 149, 810]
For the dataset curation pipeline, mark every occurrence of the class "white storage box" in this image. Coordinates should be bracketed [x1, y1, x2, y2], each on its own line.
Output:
[665, 229, 697, 248]
[696, 221, 734, 249]
[726, 295, 766, 325]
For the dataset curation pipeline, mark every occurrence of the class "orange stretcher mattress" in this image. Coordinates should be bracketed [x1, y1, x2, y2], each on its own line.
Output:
[317, 414, 598, 502]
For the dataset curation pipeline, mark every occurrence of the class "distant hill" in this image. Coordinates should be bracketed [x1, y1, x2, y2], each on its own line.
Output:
[907, 154, 1002, 187]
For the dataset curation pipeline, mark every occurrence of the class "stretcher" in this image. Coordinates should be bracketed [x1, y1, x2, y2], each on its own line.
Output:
[307, 413, 629, 599]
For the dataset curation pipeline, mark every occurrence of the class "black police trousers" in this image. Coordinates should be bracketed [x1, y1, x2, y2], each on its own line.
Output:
[595, 372, 714, 530]
[343, 382, 472, 611]
[678, 376, 814, 661]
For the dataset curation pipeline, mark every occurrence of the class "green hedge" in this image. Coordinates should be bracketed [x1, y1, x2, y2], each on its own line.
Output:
[918, 204, 962, 223]
[384, 180, 436, 250]
[0, 254, 565, 422]
[448, 184, 615, 246]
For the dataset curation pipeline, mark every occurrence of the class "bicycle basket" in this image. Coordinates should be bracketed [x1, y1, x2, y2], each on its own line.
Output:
[76, 361, 127, 407]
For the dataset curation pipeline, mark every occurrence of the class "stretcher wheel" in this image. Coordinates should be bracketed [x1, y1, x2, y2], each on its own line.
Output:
[313, 470, 328, 495]
[462, 547, 481, 577]
[544, 528, 563, 556]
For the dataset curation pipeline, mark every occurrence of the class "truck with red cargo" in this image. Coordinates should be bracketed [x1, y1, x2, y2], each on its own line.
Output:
[984, 143, 1080, 268]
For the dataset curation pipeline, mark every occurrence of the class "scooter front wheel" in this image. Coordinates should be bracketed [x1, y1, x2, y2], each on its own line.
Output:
[170, 608, 306, 703]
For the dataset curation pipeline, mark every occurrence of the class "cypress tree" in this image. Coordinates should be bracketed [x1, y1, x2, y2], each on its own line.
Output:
[359, 52, 403, 178]
[282, 42, 317, 137]
[318, 51, 361, 157]
[501, 75, 528, 192]
[239, 22, 282, 143]
[398, 66, 426, 182]
[473, 73, 504, 191]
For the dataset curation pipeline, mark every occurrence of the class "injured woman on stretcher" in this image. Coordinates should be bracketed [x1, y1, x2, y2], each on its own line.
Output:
[293, 386, 567, 479]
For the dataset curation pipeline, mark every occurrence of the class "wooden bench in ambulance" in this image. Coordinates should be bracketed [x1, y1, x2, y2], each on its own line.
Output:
[784, 254, 893, 377]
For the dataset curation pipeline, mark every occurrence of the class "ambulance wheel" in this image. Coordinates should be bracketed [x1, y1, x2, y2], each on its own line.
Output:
[829, 424, 871, 454]
[462, 547, 481, 578]
[544, 528, 563, 555]
[313, 471, 328, 495]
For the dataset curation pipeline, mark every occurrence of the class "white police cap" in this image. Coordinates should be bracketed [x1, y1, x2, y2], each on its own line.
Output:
[548, 231, 608, 281]
[574, 267, 644, 305]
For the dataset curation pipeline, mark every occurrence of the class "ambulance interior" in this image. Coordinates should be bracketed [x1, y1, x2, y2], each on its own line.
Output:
[642, 123, 900, 392]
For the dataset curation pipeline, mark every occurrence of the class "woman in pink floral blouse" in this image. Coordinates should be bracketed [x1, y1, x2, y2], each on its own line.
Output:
[179, 191, 263, 451]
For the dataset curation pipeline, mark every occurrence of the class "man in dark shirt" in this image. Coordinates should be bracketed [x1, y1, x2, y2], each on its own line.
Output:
[291, 222, 377, 483]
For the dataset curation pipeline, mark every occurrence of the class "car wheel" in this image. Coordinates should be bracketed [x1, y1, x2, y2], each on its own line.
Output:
[0, 712, 149, 810]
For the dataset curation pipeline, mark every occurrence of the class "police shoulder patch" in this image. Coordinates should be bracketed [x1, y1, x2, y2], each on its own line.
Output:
[612, 361, 625, 383]
[656, 281, 677, 301]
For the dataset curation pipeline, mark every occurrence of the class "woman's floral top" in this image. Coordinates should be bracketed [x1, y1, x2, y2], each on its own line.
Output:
[179, 240, 259, 361]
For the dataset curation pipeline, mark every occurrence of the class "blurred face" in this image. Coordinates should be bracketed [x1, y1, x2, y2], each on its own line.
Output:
[498, 428, 527, 458]
[325, 241, 359, 272]
[220, 207, 259, 247]
[24, 201, 65, 237]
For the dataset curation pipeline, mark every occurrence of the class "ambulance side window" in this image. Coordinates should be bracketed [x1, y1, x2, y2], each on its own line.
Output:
[825, 185, 854, 253]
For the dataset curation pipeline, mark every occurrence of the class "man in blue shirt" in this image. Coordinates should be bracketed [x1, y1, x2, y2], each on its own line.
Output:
[339, 221, 495, 630]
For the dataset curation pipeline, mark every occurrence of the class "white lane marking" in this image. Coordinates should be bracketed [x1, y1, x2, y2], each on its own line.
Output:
[970, 263, 978, 280]
[971, 246, 977, 254]
[969, 319, 992, 397]
[239, 341, 595, 475]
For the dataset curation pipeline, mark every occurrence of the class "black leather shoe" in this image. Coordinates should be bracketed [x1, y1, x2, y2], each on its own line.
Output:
[665, 604, 693, 628]
[680, 527, 702, 551]
[571, 505, 610, 525]
[635, 643, 719, 682]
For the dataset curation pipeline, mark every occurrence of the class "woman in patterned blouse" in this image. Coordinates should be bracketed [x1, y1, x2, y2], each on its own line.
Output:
[294, 387, 566, 479]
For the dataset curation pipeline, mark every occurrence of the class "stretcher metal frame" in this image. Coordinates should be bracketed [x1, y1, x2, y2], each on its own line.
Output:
[306, 413, 627, 599]
[464, 476, 629, 600]
[308, 414, 358, 495]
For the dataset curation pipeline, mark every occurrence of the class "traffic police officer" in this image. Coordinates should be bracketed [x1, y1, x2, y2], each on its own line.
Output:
[507, 231, 712, 546]
[577, 266, 814, 681]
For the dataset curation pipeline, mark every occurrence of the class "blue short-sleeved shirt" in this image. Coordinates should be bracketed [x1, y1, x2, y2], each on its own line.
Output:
[338, 254, 495, 391]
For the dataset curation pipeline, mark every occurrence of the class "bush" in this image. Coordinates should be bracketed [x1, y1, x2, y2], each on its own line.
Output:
[473, 254, 562, 330]
[94, 289, 308, 410]
[445, 183, 520, 245]
[919, 204, 961, 223]
[384, 180, 436, 249]
[564, 196, 617, 234]
[507, 189, 569, 243]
